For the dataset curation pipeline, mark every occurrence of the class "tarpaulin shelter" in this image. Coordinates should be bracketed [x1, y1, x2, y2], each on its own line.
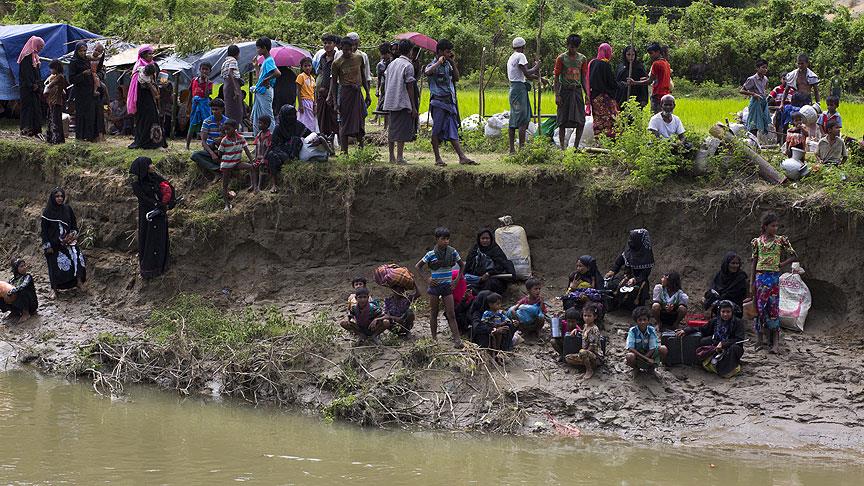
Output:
[194, 40, 286, 84]
[0, 23, 99, 100]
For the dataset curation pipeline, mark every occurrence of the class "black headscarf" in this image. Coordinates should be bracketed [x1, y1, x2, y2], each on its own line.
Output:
[469, 290, 493, 323]
[711, 252, 748, 296]
[272, 104, 310, 146]
[616, 46, 648, 106]
[622, 228, 654, 270]
[130, 157, 164, 195]
[464, 228, 515, 276]
[10, 257, 24, 277]
[570, 255, 603, 289]
[42, 187, 73, 224]
[69, 41, 91, 86]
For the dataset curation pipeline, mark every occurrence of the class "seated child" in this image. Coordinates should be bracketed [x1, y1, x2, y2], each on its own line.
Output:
[480, 293, 515, 359]
[551, 306, 581, 357]
[508, 278, 547, 336]
[339, 287, 388, 344]
[816, 119, 847, 165]
[651, 271, 688, 330]
[382, 286, 415, 336]
[250, 114, 272, 193]
[218, 118, 254, 211]
[625, 306, 667, 373]
[676, 300, 747, 378]
[347, 276, 368, 312]
[0, 257, 38, 323]
[564, 303, 602, 380]
[785, 112, 808, 157]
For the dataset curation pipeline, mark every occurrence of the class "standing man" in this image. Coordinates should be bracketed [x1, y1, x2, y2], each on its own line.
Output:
[315, 34, 340, 141]
[629, 43, 671, 114]
[335, 33, 373, 108]
[782, 54, 820, 108]
[329, 37, 367, 153]
[382, 39, 416, 165]
[553, 34, 588, 150]
[507, 37, 540, 154]
[425, 39, 477, 166]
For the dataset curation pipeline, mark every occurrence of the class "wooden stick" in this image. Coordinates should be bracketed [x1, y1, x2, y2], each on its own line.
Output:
[626, 15, 636, 100]
[535, 0, 546, 128]
[479, 46, 486, 118]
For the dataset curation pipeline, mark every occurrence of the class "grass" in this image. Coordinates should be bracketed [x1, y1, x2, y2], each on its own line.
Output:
[366, 88, 864, 139]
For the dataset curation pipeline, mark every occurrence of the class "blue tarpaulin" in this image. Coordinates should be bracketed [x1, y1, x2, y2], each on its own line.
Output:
[0, 23, 99, 100]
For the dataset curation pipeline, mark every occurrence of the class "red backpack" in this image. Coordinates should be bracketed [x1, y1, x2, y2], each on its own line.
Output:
[159, 180, 177, 209]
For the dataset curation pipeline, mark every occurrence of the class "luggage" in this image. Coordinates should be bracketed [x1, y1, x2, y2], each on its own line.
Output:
[373, 264, 416, 291]
[685, 312, 708, 328]
[495, 216, 532, 279]
[661, 331, 702, 366]
[562, 333, 582, 357]
[779, 263, 811, 332]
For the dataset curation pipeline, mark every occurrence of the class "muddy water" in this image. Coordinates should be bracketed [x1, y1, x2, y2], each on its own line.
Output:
[0, 371, 861, 485]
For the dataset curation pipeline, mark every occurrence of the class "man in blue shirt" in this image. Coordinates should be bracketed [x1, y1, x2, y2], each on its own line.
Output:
[424, 39, 476, 167]
[190, 98, 229, 180]
[625, 306, 667, 373]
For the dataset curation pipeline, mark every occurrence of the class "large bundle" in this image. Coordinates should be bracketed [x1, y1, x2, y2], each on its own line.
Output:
[374, 264, 416, 291]
[494, 215, 531, 279]
[779, 263, 811, 332]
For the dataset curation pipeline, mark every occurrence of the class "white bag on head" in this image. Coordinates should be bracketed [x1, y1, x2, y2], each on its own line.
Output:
[779, 262, 811, 332]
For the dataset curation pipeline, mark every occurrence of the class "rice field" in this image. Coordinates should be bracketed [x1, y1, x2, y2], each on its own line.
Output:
[380, 87, 864, 138]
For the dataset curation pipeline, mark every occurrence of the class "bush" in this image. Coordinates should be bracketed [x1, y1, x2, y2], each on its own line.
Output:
[504, 136, 562, 165]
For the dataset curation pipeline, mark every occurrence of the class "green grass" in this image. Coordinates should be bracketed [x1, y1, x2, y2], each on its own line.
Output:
[368, 88, 864, 139]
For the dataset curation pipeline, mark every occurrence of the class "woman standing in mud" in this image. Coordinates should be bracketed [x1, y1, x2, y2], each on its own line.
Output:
[130, 157, 169, 279]
[41, 188, 87, 294]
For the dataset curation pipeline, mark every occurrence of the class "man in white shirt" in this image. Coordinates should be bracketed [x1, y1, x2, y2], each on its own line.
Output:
[507, 37, 540, 154]
[647, 94, 686, 141]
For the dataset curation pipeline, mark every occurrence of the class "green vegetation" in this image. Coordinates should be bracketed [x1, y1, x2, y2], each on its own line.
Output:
[147, 293, 338, 354]
[4, 0, 863, 93]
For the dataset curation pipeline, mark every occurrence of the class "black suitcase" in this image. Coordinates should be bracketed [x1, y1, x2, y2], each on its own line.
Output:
[661, 331, 702, 366]
[562, 334, 582, 357]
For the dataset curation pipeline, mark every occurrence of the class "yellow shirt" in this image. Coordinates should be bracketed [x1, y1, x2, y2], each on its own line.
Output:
[296, 72, 316, 101]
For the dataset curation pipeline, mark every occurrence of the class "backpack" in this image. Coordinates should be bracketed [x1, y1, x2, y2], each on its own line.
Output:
[374, 264, 416, 291]
[159, 180, 178, 210]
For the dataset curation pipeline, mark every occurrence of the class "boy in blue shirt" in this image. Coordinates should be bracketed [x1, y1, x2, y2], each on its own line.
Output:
[625, 306, 667, 373]
[415, 227, 465, 348]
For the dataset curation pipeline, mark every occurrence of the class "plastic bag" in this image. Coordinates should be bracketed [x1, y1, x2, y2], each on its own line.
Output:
[484, 124, 502, 138]
[461, 114, 482, 131]
[509, 303, 544, 325]
[495, 215, 532, 278]
[779, 263, 811, 331]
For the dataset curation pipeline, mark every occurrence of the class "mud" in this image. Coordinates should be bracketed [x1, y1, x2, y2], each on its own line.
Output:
[2, 139, 864, 454]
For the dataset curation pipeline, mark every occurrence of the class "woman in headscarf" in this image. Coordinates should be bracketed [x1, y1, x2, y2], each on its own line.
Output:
[615, 46, 649, 109]
[222, 44, 245, 124]
[704, 251, 749, 317]
[91, 42, 108, 141]
[678, 300, 746, 378]
[130, 157, 169, 279]
[605, 228, 654, 308]
[265, 104, 311, 192]
[468, 290, 493, 348]
[562, 255, 606, 324]
[586, 43, 619, 138]
[0, 258, 39, 322]
[40, 188, 86, 293]
[463, 228, 515, 295]
[127, 46, 161, 149]
[69, 42, 99, 142]
[17, 36, 45, 137]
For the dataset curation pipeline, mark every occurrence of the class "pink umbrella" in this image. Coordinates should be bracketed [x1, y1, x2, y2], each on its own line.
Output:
[268, 45, 312, 67]
[395, 32, 437, 52]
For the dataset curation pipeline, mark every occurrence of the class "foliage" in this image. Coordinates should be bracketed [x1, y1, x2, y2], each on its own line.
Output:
[5, 0, 864, 91]
[146, 293, 338, 354]
[335, 144, 382, 167]
[504, 136, 562, 165]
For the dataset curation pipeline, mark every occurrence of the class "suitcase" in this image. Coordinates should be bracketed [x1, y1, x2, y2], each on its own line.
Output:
[562, 334, 582, 357]
[661, 331, 702, 366]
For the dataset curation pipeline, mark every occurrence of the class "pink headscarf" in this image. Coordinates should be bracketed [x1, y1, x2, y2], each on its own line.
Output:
[126, 45, 154, 115]
[17, 36, 45, 68]
[585, 43, 613, 116]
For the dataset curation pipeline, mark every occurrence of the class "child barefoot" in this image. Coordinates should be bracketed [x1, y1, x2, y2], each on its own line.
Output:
[415, 227, 465, 349]
[250, 115, 272, 193]
[750, 211, 797, 353]
[509, 278, 547, 336]
[339, 287, 388, 345]
[565, 303, 601, 380]
[218, 119, 254, 211]
[481, 293, 515, 362]
[625, 306, 667, 375]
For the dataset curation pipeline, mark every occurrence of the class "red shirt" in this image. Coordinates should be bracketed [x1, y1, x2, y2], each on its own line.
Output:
[650, 59, 671, 97]
[191, 77, 212, 98]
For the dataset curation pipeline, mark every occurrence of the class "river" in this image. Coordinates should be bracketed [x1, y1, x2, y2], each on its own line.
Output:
[0, 370, 861, 485]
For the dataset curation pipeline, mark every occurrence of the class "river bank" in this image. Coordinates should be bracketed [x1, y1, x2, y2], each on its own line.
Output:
[1, 137, 864, 456]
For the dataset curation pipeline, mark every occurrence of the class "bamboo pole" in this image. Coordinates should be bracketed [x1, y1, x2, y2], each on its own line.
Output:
[535, 0, 546, 128]
[479, 47, 486, 118]
[626, 15, 636, 100]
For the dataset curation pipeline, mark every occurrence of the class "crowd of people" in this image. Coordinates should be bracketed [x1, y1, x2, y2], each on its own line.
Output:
[337, 211, 798, 380]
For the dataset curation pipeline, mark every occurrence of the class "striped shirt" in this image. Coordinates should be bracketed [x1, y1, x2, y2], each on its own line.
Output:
[219, 133, 248, 169]
[422, 247, 460, 285]
[202, 115, 228, 145]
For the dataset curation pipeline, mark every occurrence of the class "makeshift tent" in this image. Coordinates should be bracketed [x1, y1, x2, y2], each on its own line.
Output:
[0, 23, 99, 100]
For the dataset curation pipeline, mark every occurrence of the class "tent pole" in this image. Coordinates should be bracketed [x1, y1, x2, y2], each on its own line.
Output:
[171, 74, 179, 140]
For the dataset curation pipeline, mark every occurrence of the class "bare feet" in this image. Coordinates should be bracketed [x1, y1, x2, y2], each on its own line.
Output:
[434, 159, 447, 167]
[458, 158, 478, 165]
[582, 368, 594, 381]
[452, 337, 464, 349]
